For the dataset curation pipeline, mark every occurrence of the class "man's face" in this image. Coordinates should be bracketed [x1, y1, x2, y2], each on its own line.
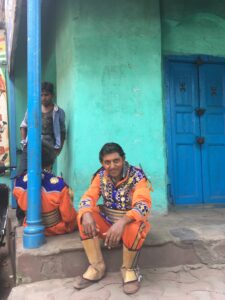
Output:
[41, 91, 54, 107]
[101, 152, 125, 180]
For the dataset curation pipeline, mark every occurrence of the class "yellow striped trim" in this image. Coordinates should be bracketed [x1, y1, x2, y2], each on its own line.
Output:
[101, 206, 127, 223]
[131, 223, 146, 251]
[42, 209, 61, 228]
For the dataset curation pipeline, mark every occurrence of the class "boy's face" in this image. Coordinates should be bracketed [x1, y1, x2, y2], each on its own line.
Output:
[41, 90, 54, 107]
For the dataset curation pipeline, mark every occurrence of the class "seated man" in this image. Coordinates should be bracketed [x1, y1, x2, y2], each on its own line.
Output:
[74, 143, 151, 295]
[13, 143, 77, 236]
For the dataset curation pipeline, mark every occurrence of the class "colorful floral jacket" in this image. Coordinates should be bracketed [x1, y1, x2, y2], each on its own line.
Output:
[79, 163, 151, 222]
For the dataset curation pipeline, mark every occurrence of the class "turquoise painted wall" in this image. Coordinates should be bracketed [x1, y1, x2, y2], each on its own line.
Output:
[55, 0, 167, 212]
[161, 0, 225, 56]
[0, 176, 10, 186]
[42, 3, 56, 85]
[10, 0, 225, 214]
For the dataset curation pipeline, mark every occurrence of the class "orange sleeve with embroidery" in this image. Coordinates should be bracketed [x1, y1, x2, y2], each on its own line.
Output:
[59, 186, 77, 223]
[13, 186, 27, 211]
[78, 174, 101, 218]
[126, 178, 151, 222]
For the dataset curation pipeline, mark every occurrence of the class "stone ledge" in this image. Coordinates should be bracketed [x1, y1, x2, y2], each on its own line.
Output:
[15, 208, 225, 284]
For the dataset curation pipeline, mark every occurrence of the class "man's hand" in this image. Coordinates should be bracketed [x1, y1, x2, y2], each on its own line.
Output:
[82, 212, 98, 238]
[104, 216, 132, 249]
[20, 139, 27, 150]
[55, 148, 62, 156]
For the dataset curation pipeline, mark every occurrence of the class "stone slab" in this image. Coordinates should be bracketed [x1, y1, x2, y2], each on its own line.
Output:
[8, 265, 225, 300]
[15, 208, 225, 284]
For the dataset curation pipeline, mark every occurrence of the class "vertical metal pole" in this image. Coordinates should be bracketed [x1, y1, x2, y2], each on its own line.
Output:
[8, 75, 17, 208]
[23, 0, 45, 248]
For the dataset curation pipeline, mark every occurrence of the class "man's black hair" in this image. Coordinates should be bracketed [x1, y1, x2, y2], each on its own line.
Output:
[41, 82, 54, 95]
[99, 143, 125, 162]
[42, 142, 56, 168]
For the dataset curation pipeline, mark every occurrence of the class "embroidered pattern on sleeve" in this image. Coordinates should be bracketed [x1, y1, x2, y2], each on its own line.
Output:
[79, 198, 91, 209]
[132, 201, 149, 216]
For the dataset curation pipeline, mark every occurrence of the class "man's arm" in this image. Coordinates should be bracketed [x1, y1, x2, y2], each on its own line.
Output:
[13, 180, 28, 212]
[20, 111, 28, 149]
[78, 174, 101, 238]
[78, 174, 101, 214]
[20, 127, 27, 140]
[54, 109, 66, 154]
[126, 178, 151, 222]
[59, 186, 77, 223]
[55, 131, 65, 155]
[60, 131, 66, 148]
[59, 109, 66, 146]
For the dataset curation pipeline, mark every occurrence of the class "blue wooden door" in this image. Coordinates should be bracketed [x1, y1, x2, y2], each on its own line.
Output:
[199, 64, 225, 203]
[167, 61, 203, 204]
[166, 57, 225, 205]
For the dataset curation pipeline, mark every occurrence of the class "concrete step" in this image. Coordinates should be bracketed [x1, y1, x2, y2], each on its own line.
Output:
[8, 265, 225, 300]
[15, 207, 225, 284]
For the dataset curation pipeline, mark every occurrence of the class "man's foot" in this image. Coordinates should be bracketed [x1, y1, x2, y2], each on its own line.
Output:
[74, 274, 106, 290]
[123, 280, 140, 294]
[73, 276, 96, 290]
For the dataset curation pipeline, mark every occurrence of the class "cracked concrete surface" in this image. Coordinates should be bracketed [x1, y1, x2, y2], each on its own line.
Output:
[8, 265, 225, 300]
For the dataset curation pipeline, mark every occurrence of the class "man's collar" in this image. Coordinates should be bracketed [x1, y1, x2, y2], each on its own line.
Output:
[53, 104, 59, 112]
[122, 161, 129, 179]
[109, 161, 129, 184]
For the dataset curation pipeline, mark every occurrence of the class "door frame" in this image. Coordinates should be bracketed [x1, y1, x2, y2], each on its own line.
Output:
[164, 55, 225, 206]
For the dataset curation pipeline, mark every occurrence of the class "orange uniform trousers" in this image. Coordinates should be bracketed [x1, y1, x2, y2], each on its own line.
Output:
[78, 209, 150, 251]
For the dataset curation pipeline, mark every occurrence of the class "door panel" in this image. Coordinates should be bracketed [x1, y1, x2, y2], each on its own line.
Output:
[169, 62, 203, 204]
[175, 144, 202, 202]
[199, 64, 225, 203]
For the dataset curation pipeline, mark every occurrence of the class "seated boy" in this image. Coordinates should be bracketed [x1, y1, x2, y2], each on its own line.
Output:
[13, 142, 77, 236]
